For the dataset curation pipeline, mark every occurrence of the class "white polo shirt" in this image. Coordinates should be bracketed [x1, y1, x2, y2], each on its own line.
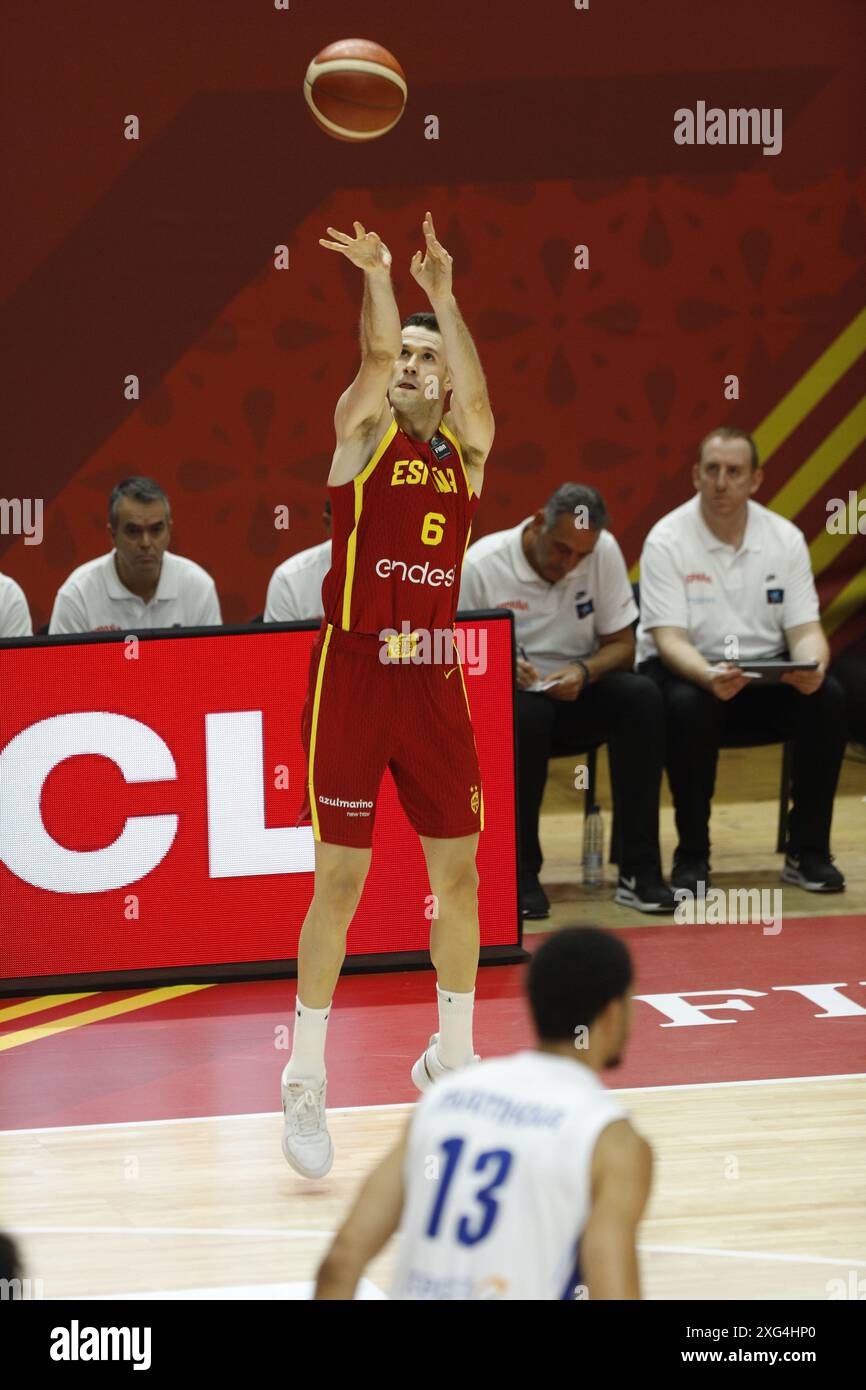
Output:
[459, 517, 638, 678]
[49, 550, 222, 634]
[0, 573, 32, 637]
[636, 494, 820, 665]
[264, 540, 331, 622]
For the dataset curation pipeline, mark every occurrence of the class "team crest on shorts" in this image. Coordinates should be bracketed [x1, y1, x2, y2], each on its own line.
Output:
[470, 785, 480, 814]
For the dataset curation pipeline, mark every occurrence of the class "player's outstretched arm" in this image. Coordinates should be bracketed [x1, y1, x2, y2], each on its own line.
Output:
[314, 1121, 410, 1300]
[410, 211, 495, 470]
[580, 1119, 653, 1300]
[320, 221, 401, 443]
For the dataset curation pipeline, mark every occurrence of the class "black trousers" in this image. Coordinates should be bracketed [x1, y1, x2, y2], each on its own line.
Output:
[640, 658, 848, 857]
[517, 671, 664, 877]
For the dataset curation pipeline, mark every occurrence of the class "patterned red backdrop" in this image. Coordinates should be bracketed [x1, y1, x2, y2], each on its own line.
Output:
[2, 1, 864, 643]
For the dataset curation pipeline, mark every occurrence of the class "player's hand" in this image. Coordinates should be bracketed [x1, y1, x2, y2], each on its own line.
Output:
[410, 211, 453, 304]
[544, 666, 586, 701]
[516, 657, 540, 690]
[781, 663, 825, 695]
[706, 663, 751, 701]
[319, 221, 392, 274]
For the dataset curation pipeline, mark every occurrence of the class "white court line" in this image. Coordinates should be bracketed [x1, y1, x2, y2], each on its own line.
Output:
[9, 1226, 865, 1272]
[0, 1103, 412, 1135]
[2, 1072, 864, 1137]
[615, 1072, 866, 1095]
[641, 1243, 866, 1269]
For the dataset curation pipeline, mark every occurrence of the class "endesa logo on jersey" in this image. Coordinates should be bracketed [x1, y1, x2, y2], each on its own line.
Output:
[0, 623, 518, 983]
[375, 557, 457, 587]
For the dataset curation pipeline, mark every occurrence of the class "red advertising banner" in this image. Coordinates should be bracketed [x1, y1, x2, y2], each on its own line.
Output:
[0, 615, 521, 988]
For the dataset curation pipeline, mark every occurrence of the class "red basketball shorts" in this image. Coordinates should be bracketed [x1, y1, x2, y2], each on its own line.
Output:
[296, 623, 484, 848]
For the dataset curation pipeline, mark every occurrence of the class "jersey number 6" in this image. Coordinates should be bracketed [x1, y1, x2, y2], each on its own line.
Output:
[421, 512, 446, 546]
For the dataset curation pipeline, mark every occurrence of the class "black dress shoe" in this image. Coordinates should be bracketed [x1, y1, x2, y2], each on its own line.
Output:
[521, 873, 550, 919]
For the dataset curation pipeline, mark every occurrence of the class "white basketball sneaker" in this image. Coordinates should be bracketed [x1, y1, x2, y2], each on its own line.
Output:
[411, 1033, 481, 1094]
[281, 1070, 334, 1179]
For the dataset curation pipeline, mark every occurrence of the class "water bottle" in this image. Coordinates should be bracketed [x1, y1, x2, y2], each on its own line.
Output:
[582, 804, 604, 887]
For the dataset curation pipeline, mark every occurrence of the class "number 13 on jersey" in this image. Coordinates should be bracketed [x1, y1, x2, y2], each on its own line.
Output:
[425, 1137, 514, 1245]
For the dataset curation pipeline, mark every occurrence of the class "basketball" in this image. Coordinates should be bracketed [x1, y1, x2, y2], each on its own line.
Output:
[303, 38, 407, 142]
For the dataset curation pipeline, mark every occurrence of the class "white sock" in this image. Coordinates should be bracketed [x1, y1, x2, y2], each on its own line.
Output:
[283, 997, 331, 1084]
[436, 985, 476, 1068]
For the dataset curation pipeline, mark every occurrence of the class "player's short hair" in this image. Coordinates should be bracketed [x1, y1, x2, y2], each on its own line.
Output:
[109, 477, 172, 530]
[527, 927, 633, 1041]
[542, 483, 610, 533]
[401, 311, 440, 336]
[697, 426, 759, 471]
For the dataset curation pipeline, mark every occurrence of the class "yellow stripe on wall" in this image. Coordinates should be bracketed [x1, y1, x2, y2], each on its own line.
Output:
[628, 315, 866, 584]
[809, 483, 866, 580]
[0, 984, 215, 1052]
[822, 565, 866, 637]
[307, 623, 334, 841]
[753, 306, 866, 467]
[768, 398, 866, 520]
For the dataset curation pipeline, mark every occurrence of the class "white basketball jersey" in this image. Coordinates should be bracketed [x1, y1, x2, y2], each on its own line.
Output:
[391, 1051, 626, 1301]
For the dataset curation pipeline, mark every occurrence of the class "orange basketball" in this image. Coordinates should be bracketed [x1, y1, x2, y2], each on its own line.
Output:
[303, 38, 407, 142]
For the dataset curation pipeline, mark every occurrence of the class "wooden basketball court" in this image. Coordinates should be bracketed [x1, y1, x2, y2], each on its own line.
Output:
[2, 745, 864, 1300]
[4, 1076, 864, 1300]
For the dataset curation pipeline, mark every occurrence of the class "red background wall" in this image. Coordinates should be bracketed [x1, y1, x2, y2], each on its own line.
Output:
[2, 1, 864, 643]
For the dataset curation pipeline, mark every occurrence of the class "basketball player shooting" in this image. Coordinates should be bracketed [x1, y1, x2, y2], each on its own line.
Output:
[281, 213, 496, 1179]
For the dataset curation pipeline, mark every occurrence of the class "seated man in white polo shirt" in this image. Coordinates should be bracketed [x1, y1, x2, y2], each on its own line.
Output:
[49, 476, 221, 634]
[264, 498, 332, 623]
[637, 426, 847, 894]
[0, 572, 32, 637]
[460, 483, 675, 916]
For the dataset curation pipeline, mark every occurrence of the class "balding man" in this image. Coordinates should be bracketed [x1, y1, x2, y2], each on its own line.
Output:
[460, 484, 674, 917]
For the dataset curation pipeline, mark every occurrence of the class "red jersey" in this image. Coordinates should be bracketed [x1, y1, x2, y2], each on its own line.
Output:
[322, 412, 480, 635]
